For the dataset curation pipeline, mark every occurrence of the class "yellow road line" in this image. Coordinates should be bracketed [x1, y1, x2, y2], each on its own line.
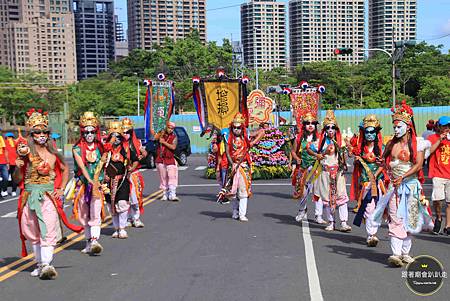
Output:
[0, 189, 162, 282]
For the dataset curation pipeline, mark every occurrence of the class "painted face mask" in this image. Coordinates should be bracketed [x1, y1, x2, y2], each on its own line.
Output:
[232, 124, 243, 136]
[83, 126, 96, 143]
[32, 129, 49, 145]
[364, 126, 376, 141]
[304, 121, 316, 133]
[111, 133, 122, 146]
[393, 121, 408, 138]
[326, 124, 336, 138]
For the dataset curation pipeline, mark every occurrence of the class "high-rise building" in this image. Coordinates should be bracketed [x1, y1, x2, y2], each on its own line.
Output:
[0, 0, 77, 84]
[73, 0, 115, 80]
[241, 0, 286, 70]
[289, 0, 365, 68]
[115, 15, 126, 42]
[127, 0, 206, 51]
[369, 0, 417, 54]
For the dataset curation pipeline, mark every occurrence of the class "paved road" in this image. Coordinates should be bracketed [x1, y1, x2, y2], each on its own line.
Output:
[0, 155, 448, 300]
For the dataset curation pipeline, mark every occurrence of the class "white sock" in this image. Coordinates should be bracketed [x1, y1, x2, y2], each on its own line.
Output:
[32, 244, 41, 264]
[239, 198, 248, 218]
[315, 199, 323, 217]
[324, 206, 334, 222]
[119, 212, 128, 229]
[40, 246, 54, 265]
[390, 236, 403, 256]
[91, 226, 101, 240]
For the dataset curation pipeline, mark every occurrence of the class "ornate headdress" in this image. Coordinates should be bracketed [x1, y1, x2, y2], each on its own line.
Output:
[26, 108, 48, 129]
[362, 114, 381, 129]
[322, 110, 338, 127]
[302, 112, 318, 123]
[79, 112, 99, 128]
[232, 112, 246, 126]
[108, 121, 123, 135]
[391, 100, 413, 125]
[122, 118, 134, 131]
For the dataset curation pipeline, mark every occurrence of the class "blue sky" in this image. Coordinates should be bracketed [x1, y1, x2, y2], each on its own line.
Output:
[115, 0, 450, 52]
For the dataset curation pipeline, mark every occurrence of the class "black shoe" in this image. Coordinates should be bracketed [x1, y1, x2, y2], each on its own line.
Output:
[432, 219, 442, 235]
[444, 227, 450, 236]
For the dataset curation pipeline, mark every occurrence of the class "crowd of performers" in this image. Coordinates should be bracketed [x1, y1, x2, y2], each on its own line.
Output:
[211, 102, 449, 268]
[7, 101, 450, 280]
[11, 109, 179, 280]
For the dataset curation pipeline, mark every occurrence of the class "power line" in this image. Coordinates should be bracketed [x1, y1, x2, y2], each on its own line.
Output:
[417, 32, 450, 42]
[207, 4, 241, 12]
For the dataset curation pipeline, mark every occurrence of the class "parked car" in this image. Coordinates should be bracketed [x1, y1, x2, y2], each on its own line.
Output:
[133, 127, 191, 168]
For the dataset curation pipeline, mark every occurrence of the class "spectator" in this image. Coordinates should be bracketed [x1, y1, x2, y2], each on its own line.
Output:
[427, 116, 450, 235]
[422, 119, 435, 140]
[4, 133, 18, 196]
[0, 129, 8, 198]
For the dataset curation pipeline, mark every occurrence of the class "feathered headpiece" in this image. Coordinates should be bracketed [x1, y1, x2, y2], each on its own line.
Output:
[391, 100, 413, 125]
[122, 117, 134, 131]
[26, 108, 48, 129]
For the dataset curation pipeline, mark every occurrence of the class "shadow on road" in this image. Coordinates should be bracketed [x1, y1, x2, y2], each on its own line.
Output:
[199, 211, 231, 220]
[179, 192, 216, 202]
[263, 213, 299, 226]
[324, 244, 391, 267]
[0, 257, 22, 268]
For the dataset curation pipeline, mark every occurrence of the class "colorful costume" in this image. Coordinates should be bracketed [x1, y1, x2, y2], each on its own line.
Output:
[225, 113, 252, 221]
[349, 115, 385, 246]
[370, 101, 433, 266]
[156, 121, 179, 201]
[103, 121, 138, 239]
[71, 112, 105, 254]
[122, 118, 145, 228]
[291, 112, 323, 223]
[5, 133, 18, 196]
[314, 110, 351, 232]
[16, 109, 82, 280]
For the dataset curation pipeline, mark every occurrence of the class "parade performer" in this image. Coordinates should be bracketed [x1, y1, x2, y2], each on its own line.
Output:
[427, 116, 450, 235]
[371, 101, 433, 267]
[0, 131, 8, 198]
[347, 115, 385, 246]
[210, 130, 230, 203]
[14, 109, 82, 279]
[314, 110, 352, 232]
[290, 113, 324, 223]
[5, 132, 18, 196]
[155, 121, 179, 201]
[72, 112, 105, 255]
[224, 113, 255, 222]
[103, 121, 138, 239]
[122, 118, 146, 228]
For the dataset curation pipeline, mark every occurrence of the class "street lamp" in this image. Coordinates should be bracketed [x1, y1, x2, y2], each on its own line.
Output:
[133, 72, 140, 116]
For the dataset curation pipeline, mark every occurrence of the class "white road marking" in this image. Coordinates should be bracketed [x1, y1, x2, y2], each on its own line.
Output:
[301, 219, 324, 301]
[178, 166, 189, 171]
[0, 196, 19, 204]
[1, 211, 17, 218]
[194, 166, 207, 170]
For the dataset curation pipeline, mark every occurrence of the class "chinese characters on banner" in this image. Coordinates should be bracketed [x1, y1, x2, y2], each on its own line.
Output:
[204, 81, 239, 129]
[290, 88, 320, 125]
[247, 89, 274, 126]
[150, 81, 174, 135]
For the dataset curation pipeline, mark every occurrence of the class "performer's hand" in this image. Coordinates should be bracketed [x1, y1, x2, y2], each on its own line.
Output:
[393, 176, 403, 187]
[160, 138, 166, 144]
[15, 158, 25, 168]
[52, 188, 63, 199]
[88, 178, 95, 185]
[316, 154, 324, 161]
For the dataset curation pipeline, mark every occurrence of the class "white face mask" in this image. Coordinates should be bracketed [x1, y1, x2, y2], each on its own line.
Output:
[305, 123, 316, 133]
[325, 124, 336, 138]
[393, 121, 408, 138]
[447, 133, 450, 141]
[83, 126, 96, 143]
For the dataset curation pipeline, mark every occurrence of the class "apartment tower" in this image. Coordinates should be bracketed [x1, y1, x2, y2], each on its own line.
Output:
[127, 0, 206, 51]
[241, 0, 287, 70]
[289, 0, 365, 69]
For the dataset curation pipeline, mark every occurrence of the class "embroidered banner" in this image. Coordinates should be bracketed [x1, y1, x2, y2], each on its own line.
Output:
[247, 89, 273, 126]
[290, 88, 320, 125]
[146, 81, 175, 137]
[204, 81, 240, 130]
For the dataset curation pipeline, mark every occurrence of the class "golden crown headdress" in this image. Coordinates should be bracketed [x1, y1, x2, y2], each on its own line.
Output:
[79, 111, 99, 128]
[322, 110, 338, 127]
[232, 112, 246, 125]
[362, 114, 381, 129]
[26, 108, 48, 129]
[108, 121, 123, 134]
[121, 118, 134, 131]
[302, 112, 318, 123]
[391, 100, 413, 124]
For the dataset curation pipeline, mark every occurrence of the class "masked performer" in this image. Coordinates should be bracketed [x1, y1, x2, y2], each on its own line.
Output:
[72, 112, 105, 255]
[103, 121, 138, 239]
[122, 118, 146, 228]
[211, 130, 230, 204]
[347, 115, 385, 246]
[371, 101, 433, 267]
[14, 109, 82, 280]
[155, 121, 179, 201]
[314, 110, 351, 232]
[291, 113, 324, 223]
